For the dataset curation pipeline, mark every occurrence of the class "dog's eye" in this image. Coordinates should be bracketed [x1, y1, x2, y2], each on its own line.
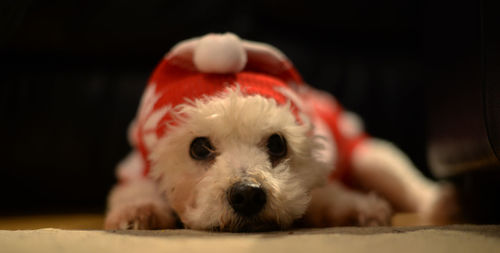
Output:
[266, 134, 287, 162]
[190, 137, 215, 161]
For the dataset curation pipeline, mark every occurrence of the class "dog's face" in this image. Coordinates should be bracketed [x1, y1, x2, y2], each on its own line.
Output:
[150, 89, 328, 232]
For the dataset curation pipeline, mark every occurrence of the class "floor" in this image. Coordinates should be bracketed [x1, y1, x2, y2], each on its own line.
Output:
[1, 214, 499, 253]
[0, 213, 429, 230]
[1, 224, 499, 253]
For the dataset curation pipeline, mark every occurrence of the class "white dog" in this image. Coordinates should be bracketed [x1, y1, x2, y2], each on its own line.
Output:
[105, 33, 456, 231]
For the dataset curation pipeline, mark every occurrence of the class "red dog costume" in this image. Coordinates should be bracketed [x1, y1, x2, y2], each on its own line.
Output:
[119, 33, 366, 184]
[107, 33, 457, 231]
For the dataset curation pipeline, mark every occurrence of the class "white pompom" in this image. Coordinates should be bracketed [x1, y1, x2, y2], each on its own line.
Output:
[193, 33, 247, 74]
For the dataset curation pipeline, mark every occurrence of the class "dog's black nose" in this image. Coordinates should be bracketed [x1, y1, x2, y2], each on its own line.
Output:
[228, 182, 267, 217]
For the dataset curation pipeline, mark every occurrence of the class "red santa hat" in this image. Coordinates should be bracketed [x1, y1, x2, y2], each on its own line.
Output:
[131, 33, 308, 176]
[146, 33, 306, 136]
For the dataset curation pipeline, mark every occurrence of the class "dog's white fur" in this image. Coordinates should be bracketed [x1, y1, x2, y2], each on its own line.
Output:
[152, 88, 326, 230]
[105, 85, 457, 231]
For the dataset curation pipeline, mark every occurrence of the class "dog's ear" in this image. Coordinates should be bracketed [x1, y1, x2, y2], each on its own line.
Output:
[163, 36, 197, 70]
[242, 40, 302, 84]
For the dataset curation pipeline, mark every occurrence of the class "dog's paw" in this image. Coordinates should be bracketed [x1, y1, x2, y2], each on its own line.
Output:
[104, 202, 176, 230]
[355, 192, 393, 226]
[421, 183, 460, 225]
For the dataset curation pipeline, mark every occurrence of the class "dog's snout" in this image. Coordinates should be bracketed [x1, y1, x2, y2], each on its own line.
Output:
[228, 182, 266, 217]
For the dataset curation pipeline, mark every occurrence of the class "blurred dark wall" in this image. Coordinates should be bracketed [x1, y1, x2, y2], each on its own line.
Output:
[0, 0, 425, 214]
[424, 0, 500, 223]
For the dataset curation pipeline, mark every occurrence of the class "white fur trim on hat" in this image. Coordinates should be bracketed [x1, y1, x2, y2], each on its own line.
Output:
[193, 33, 247, 74]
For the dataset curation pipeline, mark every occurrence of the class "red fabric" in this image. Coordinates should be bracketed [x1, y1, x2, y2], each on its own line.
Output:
[301, 89, 368, 182]
[135, 57, 366, 179]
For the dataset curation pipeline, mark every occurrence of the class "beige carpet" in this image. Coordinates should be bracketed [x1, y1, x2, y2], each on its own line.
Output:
[0, 212, 433, 230]
[1, 225, 499, 253]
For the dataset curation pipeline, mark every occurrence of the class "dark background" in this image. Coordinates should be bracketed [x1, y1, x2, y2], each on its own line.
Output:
[1, 0, 498, 220]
